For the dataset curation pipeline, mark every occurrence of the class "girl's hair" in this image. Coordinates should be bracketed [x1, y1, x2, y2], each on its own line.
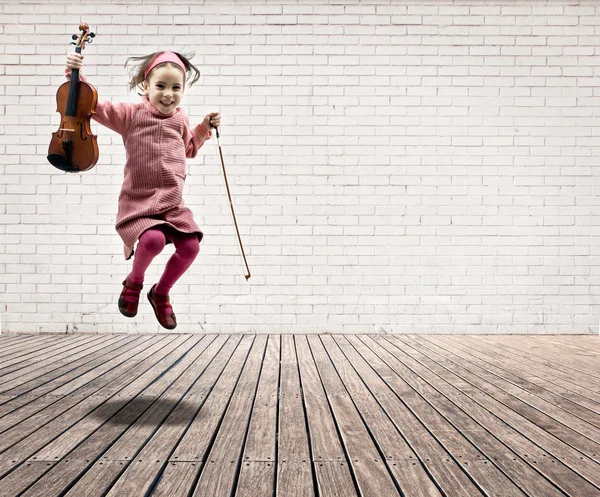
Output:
[125, 51, 201, 93]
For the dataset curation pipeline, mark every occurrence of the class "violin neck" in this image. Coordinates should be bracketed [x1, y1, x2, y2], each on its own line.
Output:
[65, 46, 82, 117]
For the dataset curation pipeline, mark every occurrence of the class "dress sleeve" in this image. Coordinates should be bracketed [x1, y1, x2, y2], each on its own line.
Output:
[179, 108, 212, 159]
[91, 101, 137, 136]
[64, 68, 136, 136]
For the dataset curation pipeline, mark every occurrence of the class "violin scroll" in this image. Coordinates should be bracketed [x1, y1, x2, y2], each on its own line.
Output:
[71, 24, 95, 49]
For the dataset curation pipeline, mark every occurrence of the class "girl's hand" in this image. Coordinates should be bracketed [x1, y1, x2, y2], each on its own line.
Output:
[66, 52, 84, 70]
[203, 112, 220, 130]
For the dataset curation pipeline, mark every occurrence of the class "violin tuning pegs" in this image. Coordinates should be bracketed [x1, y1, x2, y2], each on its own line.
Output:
[89, 32, 95, 38]
[72, 34, 78, 40]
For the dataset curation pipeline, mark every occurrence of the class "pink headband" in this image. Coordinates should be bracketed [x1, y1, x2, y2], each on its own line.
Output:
[144, 52, 186, 80]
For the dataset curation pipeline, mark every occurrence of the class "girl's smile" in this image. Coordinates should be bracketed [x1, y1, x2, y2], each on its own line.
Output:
[144, 64, 185, 115]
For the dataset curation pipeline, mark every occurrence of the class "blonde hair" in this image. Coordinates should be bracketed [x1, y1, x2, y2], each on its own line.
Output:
[125, 51, 201, 93]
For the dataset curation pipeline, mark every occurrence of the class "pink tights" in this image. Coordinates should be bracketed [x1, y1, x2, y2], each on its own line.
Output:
[127, 227, 200, 295]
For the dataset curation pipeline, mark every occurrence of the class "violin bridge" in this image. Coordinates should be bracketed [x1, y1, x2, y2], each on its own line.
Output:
[59, 128, 75, 132]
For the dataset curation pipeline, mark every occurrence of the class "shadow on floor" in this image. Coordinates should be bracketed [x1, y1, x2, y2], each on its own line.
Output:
[90, 395, 204, 427]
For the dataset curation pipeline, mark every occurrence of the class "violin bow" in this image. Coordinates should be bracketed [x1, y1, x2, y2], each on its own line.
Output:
[212, 126, 251, 280]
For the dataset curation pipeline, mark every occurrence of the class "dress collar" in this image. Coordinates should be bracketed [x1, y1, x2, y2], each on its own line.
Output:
[142, 96, 177, 117]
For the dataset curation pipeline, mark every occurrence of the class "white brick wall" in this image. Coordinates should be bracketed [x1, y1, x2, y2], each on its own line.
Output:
[1, 0, 599, 334]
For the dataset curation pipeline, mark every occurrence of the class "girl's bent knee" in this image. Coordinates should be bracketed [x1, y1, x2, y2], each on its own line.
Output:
[178, 236, 200, 260]
[139, 229, 167, 255]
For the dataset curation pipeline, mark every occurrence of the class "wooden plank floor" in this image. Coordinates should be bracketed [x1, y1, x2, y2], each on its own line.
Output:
[0, 334, 598, 497]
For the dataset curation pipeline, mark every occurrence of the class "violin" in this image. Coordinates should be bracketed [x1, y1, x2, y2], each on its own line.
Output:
[48, 23, 98, 173]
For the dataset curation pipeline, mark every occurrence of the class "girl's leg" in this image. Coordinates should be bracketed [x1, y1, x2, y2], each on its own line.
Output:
[128, 228, 167, 285]
[154, 232, 200, 295]
[119, 228, 167, 316]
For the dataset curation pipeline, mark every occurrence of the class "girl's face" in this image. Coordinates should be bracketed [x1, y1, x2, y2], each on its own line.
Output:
[144, 64, 185, 115]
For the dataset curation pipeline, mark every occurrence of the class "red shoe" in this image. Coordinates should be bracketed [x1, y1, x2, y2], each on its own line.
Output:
[147, 285, 177, 330]
[118, 279, 143, 318]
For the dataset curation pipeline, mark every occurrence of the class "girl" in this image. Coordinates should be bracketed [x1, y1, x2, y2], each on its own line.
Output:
[65, 50, 220, 330]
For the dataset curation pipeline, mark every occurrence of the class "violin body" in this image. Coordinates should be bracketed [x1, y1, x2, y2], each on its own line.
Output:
[48, 79, 99, 172]
[47, 23, 99, 173]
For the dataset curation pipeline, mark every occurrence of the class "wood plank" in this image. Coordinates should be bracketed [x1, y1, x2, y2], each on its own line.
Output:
[0, 335, 99, 383]
[102, 335, 254, 496]
[325, 336, 436, 460]
[188, 335, 267, 497]
[294, 335, 358, 497]
[469, 338, 600, 407]
[59, 335, 238, 497]
[98, 459, 165, 496]
[276, 461, 314, 497]
[0, 335, 187, 481]
[387, 460, 446, 497]
[0, 335, 142, 422]
[307, 335, 402, 497]
[527, 334, 600, 359]
[341, 336, 486, 497]
[323, 335, 442, 497]
[241, 335, 279, 463]
[0, 335, 90, 370]
[433, 335, 600, 431]
[169, 335, 255, 461]
[537, 336, 600, 356]
[148, 462, 199, 497]
[314, 461, 358, 497]
[0, 461, 55, 496]
[32, 335, 215, 462]
[0, 335, 143, 401]
[0, 335, 128, 394]
[134, 336, 249, 496]
[537, 336, 600, 354]
[405, 336, 600, 462]
[15, 335, 227, 497]
[14, 459, 124, 497]
[232, 336, 280, 497]
[235, 462, 275, 497]
[387, 335, 600, 497]
[1, 333, 598, 497]
[436, 335, 600, 422]
[50, 338, 174, 397]
[517, 336, 600, 374]
[475, 336, 600, 391]
[0, 335, 192, 496]
[522, 335, 600, 375]
[96, 336, 226, 461]
[362, 335, 568, 497]
[294, 336, 348, 462]
[276, 335, 315, 497]
[0, 336, 160, 435]
[0, 335, 31, 350]
[0, 335, 64, 362]
[0, 336, 99, 377]
[446, 335, 600, 413]
[63, 461, 129, 497]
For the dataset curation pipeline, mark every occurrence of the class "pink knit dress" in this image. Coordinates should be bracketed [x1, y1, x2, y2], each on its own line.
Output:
[65, 71, 211, 259]
[91, 97, 211, 259]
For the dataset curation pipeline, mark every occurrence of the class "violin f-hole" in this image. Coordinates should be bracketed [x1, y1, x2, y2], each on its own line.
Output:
[56, 121, 66, 139]
[77, 121, 88, 141]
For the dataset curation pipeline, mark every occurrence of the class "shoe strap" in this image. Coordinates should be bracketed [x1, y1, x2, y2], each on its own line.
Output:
[123, 279, 143, 291]
[152, 289, 173, 313]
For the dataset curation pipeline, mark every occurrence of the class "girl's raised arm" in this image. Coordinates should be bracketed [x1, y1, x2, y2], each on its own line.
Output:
[180, 108, 212, 158]
[64, 53, 136, 136]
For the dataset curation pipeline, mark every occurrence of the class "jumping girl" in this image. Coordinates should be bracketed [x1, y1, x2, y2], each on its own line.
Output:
[65, 50, 220, 330]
